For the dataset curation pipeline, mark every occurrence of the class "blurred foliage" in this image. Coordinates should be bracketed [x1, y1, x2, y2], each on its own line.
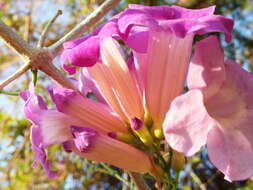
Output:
[0, 0, 253, 189]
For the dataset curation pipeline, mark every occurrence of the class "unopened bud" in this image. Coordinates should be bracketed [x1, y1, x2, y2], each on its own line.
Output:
[171, 150, 185, 172]
[131, 117, 154, 147]
[144, 110, 153, 128]
[152, 122, 164, 139]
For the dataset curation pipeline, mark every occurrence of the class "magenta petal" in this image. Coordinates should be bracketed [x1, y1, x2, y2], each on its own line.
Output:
[60, 53, 77, 75]
[130, 117, 143, 130]
[98, 20, 120, 39]
[30, 126, 57, 178]
[187, 36, 225, 99]
[62, 140, 73, 153]
[207, 126, 253, 181]
[63, 34, 92, 49]
[163, 90, 215, 156]
[188, 15, 233, 42]
[61, 19, 121, 73]
[71, 126, 97, 152]
[118, 8, 158, 35]
[129, 4, 215, 18]
[125, 26, 149, 53]
[119, 4, 233, 46]
[61, 36, 100, 68]
[20, 84, 47, 124]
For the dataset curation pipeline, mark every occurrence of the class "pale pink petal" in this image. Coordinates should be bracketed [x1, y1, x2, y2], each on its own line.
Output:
[79, 68, 107, 104]
[88, 63, 129, 121]
[207, 125, 253, 181]
[132, 50, 148, 94]
[39, 110, 77, 146]
[99, 37, 144, 121]
[205, 61, 253, 126]
[50, 87, 129, 134]
[224, 60, 253, 109]
[187, 36, 225, 99]
[163, 90, 215, 156]
[145, 29, 193, 125]
[68, 129, 154, 174]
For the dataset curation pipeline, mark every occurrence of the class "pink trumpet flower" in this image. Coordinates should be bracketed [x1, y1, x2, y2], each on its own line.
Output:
[21, 4, 234, 179]
[164, 36, 253, 181]
[61, 4, 233, 137]
[21, 85, 155, 177]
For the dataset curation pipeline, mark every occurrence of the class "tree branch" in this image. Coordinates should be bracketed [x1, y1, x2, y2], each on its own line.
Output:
[0, 0, 120, 90]
[0, 62, 30, 89]
[49, 0, 120, 56]
[0, 20, 35, 59]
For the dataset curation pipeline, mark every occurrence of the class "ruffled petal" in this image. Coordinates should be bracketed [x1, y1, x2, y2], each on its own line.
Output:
[207, 125, 253, 181]
[118, 8, 158, 36]
[20, 84, 47, 124]
[163, 90, 215, 156]
[205, 61, 253, 126]
[187, 36, 225, 99]
[71, 126, 97, 153]
[21, 84, 91, 178]
[129, 4, 215, 18]
[118, 4, 233, 53]
[30, 126, 57, 178]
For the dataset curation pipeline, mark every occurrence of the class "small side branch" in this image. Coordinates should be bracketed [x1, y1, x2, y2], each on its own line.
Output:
[38, 10, 63, 47]
[129, 172, 151, 190]
[49, 0, 120, 56]
[0, 89, 19, 96]
[0, 62, 30, 89]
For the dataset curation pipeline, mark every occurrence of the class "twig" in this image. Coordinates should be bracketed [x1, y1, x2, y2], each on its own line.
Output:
[34, 9, 62, 86]
[130, 172, 151, 190]
[49, 0, 120, 56]
[0, 0, 120, 89]
[97, 163, 132, 187]
[38, 10, 62, 47]
[0, 62, 30, 89]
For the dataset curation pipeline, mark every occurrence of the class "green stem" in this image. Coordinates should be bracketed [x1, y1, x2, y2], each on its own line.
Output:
[98, 163, 132, 187]
[0, 89, 19, 96]
[31, 69, 38, 86]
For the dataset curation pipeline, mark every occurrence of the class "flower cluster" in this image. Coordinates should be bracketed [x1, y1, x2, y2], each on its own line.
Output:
[21, 3, 253, 183]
